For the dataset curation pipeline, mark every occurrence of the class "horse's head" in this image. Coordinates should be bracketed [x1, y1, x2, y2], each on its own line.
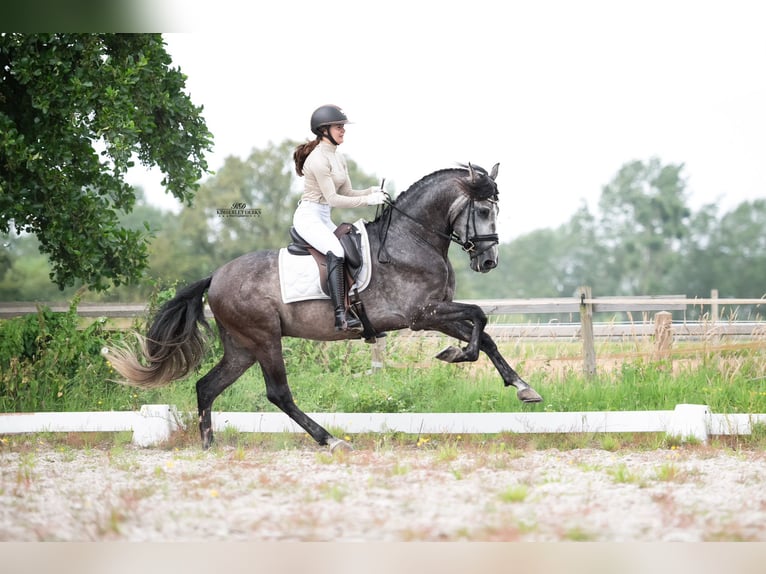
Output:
[452, 163, 500, 273]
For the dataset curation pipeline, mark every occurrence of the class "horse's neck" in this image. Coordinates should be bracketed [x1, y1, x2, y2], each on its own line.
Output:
[368, 181, 463, 257]
[392, 181, 462, 232]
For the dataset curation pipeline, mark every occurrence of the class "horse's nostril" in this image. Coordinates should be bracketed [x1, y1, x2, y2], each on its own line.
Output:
[484, 260, 497, 270]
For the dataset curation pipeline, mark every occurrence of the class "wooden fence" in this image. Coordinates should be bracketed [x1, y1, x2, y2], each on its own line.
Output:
[1, 287, 765, 376]
[1, 290, 765, 445]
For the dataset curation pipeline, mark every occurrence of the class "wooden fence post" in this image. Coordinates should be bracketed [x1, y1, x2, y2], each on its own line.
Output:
[710, 289, 719, 323]
[370, 337, 386, 372]
[578, 286, 596, 378]
[653, 311, 673, 359]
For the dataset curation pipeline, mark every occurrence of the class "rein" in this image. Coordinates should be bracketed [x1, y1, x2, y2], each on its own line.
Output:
[376, 195, 499, 264]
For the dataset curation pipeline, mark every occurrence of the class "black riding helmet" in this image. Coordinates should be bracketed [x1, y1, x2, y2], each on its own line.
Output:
[310, 105, 351, 144]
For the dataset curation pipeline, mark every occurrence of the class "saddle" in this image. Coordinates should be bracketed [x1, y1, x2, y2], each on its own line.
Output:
[287, 223, 364, 292]
[287, 223, 380, 342]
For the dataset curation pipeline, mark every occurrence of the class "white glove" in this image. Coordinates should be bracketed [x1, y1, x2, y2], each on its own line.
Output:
[366, 191, 387, 205]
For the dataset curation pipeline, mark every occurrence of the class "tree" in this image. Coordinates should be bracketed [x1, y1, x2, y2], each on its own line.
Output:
[596, 158, 691, 294]
[688, 200, 766, 299]
[0, 188, 170, 302]
[0, 34, 213, 291]
[460, 203, 606, 300]
[191, 140, 303, 260]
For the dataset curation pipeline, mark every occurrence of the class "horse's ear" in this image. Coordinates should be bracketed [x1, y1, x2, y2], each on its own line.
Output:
[467, 162, 477, 182]
[490, 163, 499, 181]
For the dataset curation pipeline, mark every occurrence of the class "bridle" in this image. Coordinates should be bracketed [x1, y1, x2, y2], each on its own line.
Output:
[454, 195, 500, 257]
[376, 193, 500, 264]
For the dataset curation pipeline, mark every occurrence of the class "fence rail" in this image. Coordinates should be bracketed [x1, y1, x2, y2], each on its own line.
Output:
[1, 403, 764, 446]
[2, 291, 764, 320]
[2, 292, 765, 445]
[2, 290, 765, 375]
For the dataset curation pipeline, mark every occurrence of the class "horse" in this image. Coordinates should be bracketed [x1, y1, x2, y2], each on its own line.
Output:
[107, 162, 542, 451]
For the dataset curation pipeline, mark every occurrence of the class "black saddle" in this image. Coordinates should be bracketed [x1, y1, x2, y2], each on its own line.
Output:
[287, 223, 364, 279]
[285, 223, 382, 343]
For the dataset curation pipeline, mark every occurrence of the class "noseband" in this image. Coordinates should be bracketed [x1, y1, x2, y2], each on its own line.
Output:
[454, 197, 500, 258]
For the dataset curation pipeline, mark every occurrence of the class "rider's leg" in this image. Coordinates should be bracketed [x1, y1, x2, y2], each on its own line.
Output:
[293, 202, 361, 332]
[326, 251, 362, 332]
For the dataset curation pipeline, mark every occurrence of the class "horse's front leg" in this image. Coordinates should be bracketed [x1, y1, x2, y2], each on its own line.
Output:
[412, 302, 542, 404]
[410, 301, 487, 363]
[477, 330, 542, 403]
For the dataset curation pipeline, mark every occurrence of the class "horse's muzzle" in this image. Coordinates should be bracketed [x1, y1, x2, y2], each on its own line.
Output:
[471, 256, 498, 273]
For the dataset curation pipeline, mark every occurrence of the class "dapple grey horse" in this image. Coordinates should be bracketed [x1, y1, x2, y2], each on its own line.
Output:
[108, 163, 542, 451]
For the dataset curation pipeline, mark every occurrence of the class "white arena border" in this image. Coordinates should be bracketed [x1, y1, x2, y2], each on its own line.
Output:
[1, 405, 765, 447]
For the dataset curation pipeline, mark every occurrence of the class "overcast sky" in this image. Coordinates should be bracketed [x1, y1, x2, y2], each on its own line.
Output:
[132, 0, 766, 242]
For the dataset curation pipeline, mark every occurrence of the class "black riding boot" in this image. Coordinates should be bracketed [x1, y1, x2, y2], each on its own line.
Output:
[326, 252, 362, 332]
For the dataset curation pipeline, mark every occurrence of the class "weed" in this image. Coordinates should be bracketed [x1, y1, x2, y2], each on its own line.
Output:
[655, 463, 685, 482]
[563, 525, 595, 541]
[498, 484, 528, 503]
[600, 435, 621, 451]
[15, 452, 36, 489]
[607, 463, 641, 484]
[231, 445, 247, 462]
[320, 483, 347, 502]
[316, 447, 350, 465]
[435, 443, 459, 463]
[390, 462, 410, 476]
[99, 507, 127, 537]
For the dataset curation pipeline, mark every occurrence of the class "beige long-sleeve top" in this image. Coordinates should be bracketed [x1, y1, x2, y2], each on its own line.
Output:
[300, 141, 375, 208]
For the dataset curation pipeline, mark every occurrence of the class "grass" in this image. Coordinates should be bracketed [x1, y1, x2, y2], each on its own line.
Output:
[5, 426, 766, 455]
[3, 313, 766, 454]
[498, 484, 529, 503]
[607, 463, 643, 485]
[71, 331, 766, 417]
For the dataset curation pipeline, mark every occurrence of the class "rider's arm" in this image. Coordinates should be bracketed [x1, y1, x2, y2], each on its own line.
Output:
[305, 154, 372, 208]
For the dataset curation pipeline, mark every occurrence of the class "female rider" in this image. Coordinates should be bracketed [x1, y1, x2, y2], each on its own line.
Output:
[292, 104, 386, 331]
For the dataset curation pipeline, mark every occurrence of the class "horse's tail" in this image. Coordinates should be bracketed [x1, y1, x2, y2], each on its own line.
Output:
[107, 277, 213, 389]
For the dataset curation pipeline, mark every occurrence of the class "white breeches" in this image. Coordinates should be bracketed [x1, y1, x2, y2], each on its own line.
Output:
[292, 200, 345, 256]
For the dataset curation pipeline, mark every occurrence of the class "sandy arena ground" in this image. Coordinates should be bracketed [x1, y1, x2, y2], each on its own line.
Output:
[2, 442, 766, 542]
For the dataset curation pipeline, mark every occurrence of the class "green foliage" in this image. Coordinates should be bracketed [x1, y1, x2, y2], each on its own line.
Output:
[0, 296, 128, 411]
[456, 156, 766, 301]
[681, 199, 766, 298]
[1, 315, 766, 417]
[0, 33, 212, 291]
[4, 129, 766, 305]
[596, 158, 690, 294]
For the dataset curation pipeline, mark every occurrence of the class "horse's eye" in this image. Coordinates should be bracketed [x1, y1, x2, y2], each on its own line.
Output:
[477, 207, 492, 218]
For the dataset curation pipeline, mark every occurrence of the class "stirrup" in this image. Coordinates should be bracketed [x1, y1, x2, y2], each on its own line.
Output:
[335, 310, 362, 332]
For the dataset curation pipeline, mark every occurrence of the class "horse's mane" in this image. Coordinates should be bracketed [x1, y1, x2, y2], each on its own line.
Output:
[371, 163, 497, 224]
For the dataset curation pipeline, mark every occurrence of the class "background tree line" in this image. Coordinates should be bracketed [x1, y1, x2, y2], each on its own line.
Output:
[2, 142, 765, 303]
[3, 34, 764, 306]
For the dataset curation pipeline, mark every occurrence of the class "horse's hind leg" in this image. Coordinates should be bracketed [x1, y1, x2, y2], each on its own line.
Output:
[258, 343, 351, 452]
[196, 328, 256, 448]
[196, 356, 254, 449]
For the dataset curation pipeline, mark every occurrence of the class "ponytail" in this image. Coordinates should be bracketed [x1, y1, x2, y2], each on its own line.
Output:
[293, 136, 322, 176]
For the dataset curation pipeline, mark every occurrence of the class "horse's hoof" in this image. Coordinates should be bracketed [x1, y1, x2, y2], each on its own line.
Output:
[328, 438, 354, 453]
[517, 387, 543, 403]
[435, 346, 463, 363]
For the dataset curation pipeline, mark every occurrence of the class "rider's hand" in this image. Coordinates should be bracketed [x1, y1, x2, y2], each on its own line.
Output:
[366, 191, 387, 206]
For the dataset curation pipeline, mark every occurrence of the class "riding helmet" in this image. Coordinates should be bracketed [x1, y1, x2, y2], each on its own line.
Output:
[310, 105, 350, 137]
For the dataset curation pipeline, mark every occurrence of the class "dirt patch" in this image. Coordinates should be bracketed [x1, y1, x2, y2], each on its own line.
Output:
[2, 443, 766, 541]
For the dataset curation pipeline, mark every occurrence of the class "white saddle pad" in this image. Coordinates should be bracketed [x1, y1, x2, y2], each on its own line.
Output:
[278, 219, 373, 304]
